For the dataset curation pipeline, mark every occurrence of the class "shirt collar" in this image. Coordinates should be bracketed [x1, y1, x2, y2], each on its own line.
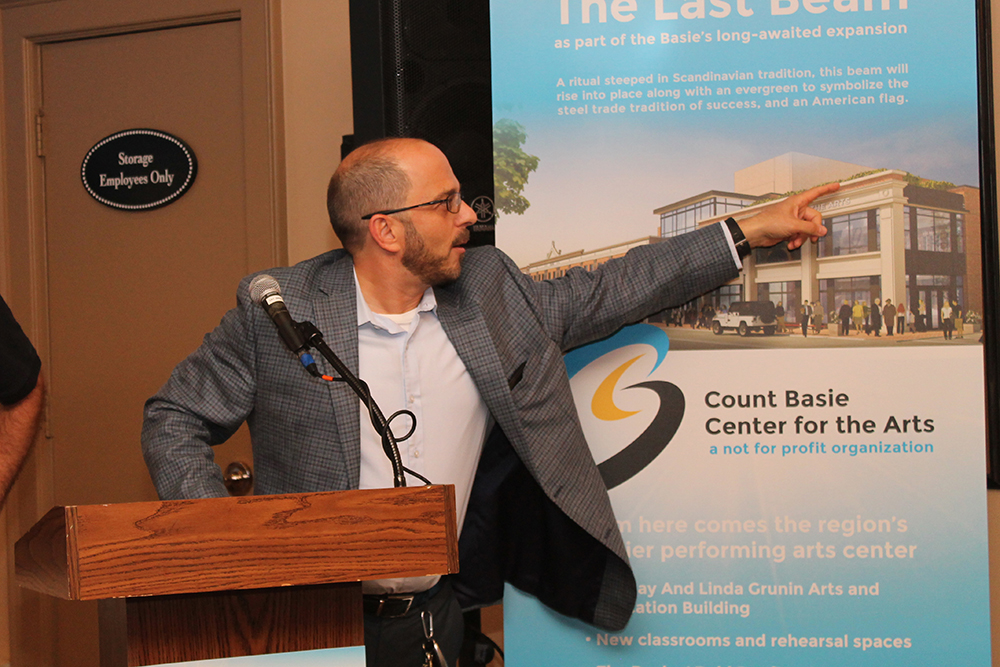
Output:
[353, 268, 437, 333]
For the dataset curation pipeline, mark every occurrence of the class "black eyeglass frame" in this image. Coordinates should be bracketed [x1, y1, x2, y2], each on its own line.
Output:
[360, 191, 463, 220]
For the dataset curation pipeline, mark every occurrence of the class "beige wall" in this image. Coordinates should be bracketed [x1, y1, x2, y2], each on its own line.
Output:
[0, 2, 353, 665]
[281, 0, 351, 263]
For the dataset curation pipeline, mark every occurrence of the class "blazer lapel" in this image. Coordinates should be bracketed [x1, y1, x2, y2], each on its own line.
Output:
[313, 257, 363, 488]
[435, 285, 520, 441]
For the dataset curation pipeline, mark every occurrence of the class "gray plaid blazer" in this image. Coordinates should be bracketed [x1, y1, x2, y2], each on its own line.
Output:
[142, 223, 737, 630]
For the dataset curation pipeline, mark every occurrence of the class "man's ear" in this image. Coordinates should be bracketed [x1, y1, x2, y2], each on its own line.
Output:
[367, 214, 404, 254]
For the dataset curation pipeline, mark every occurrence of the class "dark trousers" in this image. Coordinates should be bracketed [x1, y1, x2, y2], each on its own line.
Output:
[364, 581, 464, 667]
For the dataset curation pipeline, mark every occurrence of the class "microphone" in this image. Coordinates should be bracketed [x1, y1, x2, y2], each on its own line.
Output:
[248, 275, 319, 375]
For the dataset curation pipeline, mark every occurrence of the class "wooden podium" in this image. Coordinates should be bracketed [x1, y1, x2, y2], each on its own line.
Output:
[15, 485, 459, 666]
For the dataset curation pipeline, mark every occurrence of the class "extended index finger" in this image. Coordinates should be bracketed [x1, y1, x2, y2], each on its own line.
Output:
[791, 181, 841, 208]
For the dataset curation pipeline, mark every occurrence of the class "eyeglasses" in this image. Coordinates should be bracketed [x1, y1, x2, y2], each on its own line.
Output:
[361, 191, 463, 220]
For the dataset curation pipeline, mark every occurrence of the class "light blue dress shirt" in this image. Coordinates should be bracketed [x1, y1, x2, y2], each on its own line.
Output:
[355, 272, 489, 594]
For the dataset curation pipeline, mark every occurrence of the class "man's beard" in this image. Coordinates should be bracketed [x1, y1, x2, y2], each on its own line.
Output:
[401, 220, 468, 286]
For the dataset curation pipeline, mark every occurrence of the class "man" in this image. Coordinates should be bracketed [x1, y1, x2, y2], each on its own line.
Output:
[800, 300, 812, 337]
[142, 138, 835, 666]
[838, 300, 852, 336]
[0, 293, 44, 505]
[883, 299, 896, 336]
[941, 300, 954, 340]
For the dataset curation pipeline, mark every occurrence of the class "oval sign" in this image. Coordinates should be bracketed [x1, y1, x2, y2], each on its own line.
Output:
[81, 129, 197, 210]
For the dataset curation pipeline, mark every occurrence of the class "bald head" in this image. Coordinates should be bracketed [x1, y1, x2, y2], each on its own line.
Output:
[326, 138, 426, 253]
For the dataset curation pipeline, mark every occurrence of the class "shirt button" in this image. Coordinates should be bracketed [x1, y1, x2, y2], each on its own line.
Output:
[413, 450, 421, 458]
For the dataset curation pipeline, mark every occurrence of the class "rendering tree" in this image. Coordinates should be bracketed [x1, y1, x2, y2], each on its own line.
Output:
[493, 119, 540, 217]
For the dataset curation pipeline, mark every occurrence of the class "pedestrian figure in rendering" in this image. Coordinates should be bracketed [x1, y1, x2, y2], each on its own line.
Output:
[800, 300, 812, 338]
[941, 300, 954, 340]
[838, 300, 852, 336]
[883, 299, 896, 336]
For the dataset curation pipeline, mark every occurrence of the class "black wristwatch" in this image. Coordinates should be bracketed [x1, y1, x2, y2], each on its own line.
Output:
[724, 217, 751, 259]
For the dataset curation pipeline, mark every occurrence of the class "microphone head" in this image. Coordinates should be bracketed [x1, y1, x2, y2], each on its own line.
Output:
[249, 274, 281, 305]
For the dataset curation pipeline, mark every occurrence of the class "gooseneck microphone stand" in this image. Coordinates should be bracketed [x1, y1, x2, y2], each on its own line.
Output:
[296, 320, 430, 488]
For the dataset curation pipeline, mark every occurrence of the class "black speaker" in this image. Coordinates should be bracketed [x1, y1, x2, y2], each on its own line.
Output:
[348, 0, 495, 246]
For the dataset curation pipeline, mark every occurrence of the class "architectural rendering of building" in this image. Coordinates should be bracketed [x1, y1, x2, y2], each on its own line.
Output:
[521, 153, 978, 334]
[658, 154, 977, 330]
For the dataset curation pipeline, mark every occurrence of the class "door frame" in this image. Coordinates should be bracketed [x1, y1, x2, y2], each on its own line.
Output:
[0, 1, 286, 663]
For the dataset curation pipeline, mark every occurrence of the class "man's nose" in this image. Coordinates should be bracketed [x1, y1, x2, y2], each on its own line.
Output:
[458, 199, 477, 226]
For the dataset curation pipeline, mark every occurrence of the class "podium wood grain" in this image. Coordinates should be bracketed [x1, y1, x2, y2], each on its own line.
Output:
[99, 583, 363, 666]
[16, 485, 459, 600]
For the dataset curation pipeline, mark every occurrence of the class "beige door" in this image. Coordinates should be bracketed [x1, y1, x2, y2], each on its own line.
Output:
[19, 18, 261, 667]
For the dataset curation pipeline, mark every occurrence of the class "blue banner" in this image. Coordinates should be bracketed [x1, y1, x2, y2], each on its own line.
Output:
[492, 1, 991, 665]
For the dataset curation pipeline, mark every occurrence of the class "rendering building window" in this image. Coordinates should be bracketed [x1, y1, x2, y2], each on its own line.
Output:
[658, 193, 758, 238]
[918, 209, 951, 252]
[819, 209, 879, 257]
[755, 244, 801, 265]
[905, 206, 964, 253]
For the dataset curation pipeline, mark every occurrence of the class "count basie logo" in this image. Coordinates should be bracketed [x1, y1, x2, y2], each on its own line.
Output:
[565, 324, 684, 489]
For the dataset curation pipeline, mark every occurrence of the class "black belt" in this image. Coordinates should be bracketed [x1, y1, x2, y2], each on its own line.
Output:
[363, 579, 447, 618]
